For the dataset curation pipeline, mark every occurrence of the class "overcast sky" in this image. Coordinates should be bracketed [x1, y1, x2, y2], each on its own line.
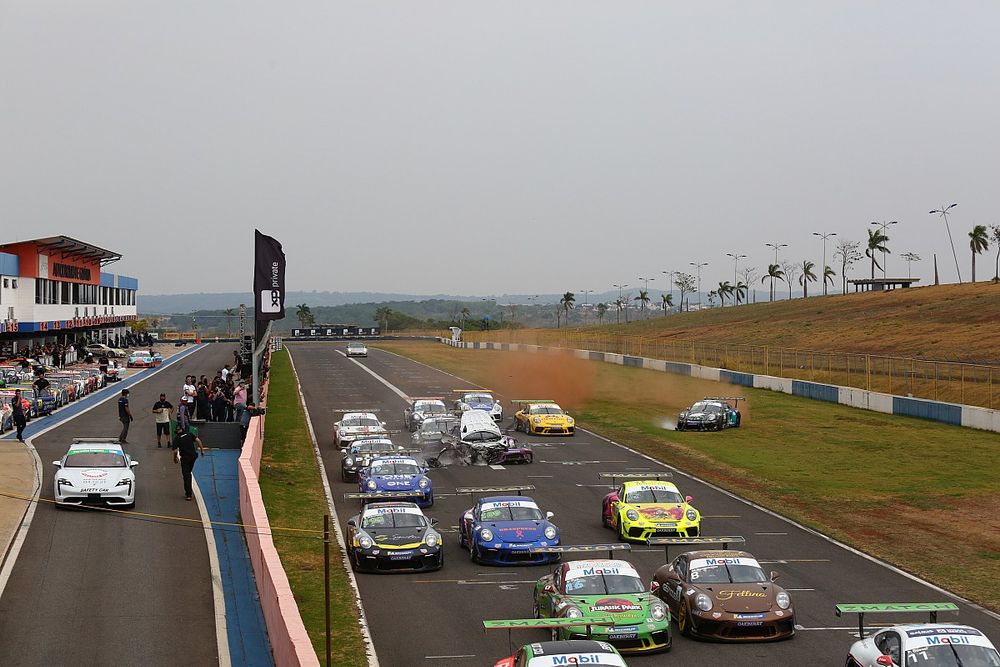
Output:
[3, 2, 999, 296]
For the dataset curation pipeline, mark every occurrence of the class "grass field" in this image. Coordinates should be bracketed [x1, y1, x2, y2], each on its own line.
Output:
[375, 340, 1000, 611]
[258, 349, 367, 666]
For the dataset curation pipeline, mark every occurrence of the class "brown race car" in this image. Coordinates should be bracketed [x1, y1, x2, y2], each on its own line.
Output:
[651, 549, 795, 641]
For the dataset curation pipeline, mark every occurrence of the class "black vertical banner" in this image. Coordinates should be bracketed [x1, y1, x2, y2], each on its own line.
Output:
[254, 230, 286, 321]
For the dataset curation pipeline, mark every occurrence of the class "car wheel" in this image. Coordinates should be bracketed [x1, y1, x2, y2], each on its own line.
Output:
[425, 491, 434, 507]
[349, 551, 359, 572]
[532, 599, 540, 619]
[341, 469, 349, 483]
[470, 543, 479, 563]
[678, 600, 693, 637]
[601, 508, 609, 527]
[617, 515, 626, 541]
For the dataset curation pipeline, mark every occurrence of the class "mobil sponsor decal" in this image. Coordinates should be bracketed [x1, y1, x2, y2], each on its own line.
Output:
[926, 635, 972, 645]
[546, 655, 614, 666]
[589, 597, 643, 613]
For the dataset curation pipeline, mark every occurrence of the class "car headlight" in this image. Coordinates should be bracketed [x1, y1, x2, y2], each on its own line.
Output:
[116, 479, 131, 487]
[567, 417, 574, 424]
[695, 593, 713, 611]
[544, 526, 557, 540]
[685, 509, 698, 521]
[650, 601, 668, 621]
[479, 528, 494, 542]
[358, 534, 373, 549]
[706, 414, 719, 420]
[626, 509, 639, 522]
[533, 417, 541, 424]
[418, 478, 429, 489]
[57, 478, 73, 487]
[564, 605, 584, 619]
[366, 480, 377, 490]
[344, 457, 354, 466]
[425, 533, 439, 548]
[776, 591, 791, 609]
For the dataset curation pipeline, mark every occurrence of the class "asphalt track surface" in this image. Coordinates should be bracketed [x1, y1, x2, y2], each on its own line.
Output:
[290, 341, 1000, 667]
[0, 344, 232, 667]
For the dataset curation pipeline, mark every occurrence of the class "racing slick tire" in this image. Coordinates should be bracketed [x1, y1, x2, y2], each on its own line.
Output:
[677, 600, 694, 637]
[425, 491, 434, 507]
[617, 515, 627, 541]
[341, 469, 349, 483]
[734, 413, 742, 428]
[470, 543, 480, 563]
[601, 508, 609, 528]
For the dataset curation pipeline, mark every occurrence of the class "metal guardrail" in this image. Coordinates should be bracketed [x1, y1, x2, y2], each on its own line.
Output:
[463, 331, 999, 410]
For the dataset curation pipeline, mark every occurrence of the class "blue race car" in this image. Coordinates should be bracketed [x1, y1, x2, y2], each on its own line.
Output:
[358, 456, 433, 508]
[459, 495, 560, 565]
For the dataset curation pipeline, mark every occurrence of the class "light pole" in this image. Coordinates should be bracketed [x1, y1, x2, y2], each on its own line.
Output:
[725, 253, 747, 289]
[637, 277, 654, 317]
[661, 270, 675, 302]
[929, 204, 962, 283]
[900, 252, 921, 279]
[764, 242, 787, 301]
[612, 283, 628, 324]
[811, 232, 837, 295]
[688, 263, 707, 309]
[579, 289, 593, 322]
[869, 221, 897, 279]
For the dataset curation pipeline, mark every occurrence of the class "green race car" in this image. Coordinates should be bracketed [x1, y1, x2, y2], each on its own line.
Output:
[533, 558, 671, 654]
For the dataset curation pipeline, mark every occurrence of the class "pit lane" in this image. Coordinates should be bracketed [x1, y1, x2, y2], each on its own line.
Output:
[289, 341, 1000, 666]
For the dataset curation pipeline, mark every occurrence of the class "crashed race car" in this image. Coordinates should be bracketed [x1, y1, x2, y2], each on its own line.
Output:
[403, 398, 450, 432]
[676, 397, 743, 431]
[426, 410, 532, 467]
[411, 415, 460, 447]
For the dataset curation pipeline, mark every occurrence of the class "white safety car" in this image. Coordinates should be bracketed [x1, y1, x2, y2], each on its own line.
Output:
[346, 342, 368, 358]
[334, 412, 388, 447]
[53, 440, 138, 508]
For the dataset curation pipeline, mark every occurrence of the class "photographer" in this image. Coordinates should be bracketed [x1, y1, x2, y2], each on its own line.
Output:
[238, 401, 265, 443]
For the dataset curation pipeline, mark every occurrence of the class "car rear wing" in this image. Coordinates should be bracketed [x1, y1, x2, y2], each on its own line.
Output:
[646, 535, 746, 560]
[598, 471, 673, 486]
[510, 399, 556, 405]
[529, 543, 632, 560]
[453, 388, 494, 393]
[483, 616, 617, 652]
[703, 396, 746, 406]
[407, 397, 445, 402]
[343, 491, 423, 502]
[71, 437, 125, 444]
[454, 485, 535, 496]
[835, 602, 960, 638]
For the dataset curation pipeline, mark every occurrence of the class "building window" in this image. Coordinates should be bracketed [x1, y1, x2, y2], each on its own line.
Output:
[11, 279, 16, 289]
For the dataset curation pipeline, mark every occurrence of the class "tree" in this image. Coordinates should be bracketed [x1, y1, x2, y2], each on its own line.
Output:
[991, 225, 1000, 283]
[969, 224, 989, 283]
[223, 308, 235, 337]
[740, 266, 758, 303]
[823, 265, 836, 292]
[660, 293, 673, 314]
[596, 302, 608, 323]
[634, 290, 650, 316]
[706, 290, 718, 307]
[782, 261, 799, 300]
[717, 281, 733, 306]
[674, 272, 695, 312]
[295, 303, 314, 327]
[460, 307, 471, 329]
[374, 306, 393, 331]
[834, 239, 863, 294]
[613, 298, 626, 324]
[865, 228, 890, 279]
[762, 264, 785, 302]
[734, 281, 748, 305]
[558, 292, 575, 328]
[798, 260, 817, 298]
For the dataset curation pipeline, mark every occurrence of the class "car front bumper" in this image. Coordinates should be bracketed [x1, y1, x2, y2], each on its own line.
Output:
[351, 546, 442, 573]
[688, 609, 795, 641]
[622, 520, 701, 542]
[560, 624, 671, 653]
[474, 542, 559, 566]
[55, 483, 134, 507]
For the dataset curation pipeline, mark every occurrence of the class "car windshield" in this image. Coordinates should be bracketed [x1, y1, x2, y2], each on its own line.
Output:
[465, 394, 494, 404]
[691, 402, 724, 413]
[342, 417, 381, 428]
[463, 430, 502, 443]
[415, 403, 447, 414]
[565, 573, 646, 596]
[529, 404, 563, 415]
[905, 645, 1000, 666]
[480, 505, 544, 521]
[419, 418, 456, 434]
[348, 343, 364, 348]
[370, 462, 422, 476]
[361, 512, 426, 529]
[690, 563, 768, 584]
[353, 442, 395, 454]
[625, 488, 684, 504]
[64, 449, 127, 468]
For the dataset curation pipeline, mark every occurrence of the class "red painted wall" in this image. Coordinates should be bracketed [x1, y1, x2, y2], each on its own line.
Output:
[0, 241, 100, 284]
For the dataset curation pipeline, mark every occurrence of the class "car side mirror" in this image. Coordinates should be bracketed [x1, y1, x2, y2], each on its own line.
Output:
[770, 570, 779, 582]
[130, 461, 139, 467]
[347, 519, 356, 527]
[543, 583, 555, 594]
[545, 511, 554, 520]
[52, 460, 61, 467]
[430, 518, 439, 526]
[380, 421, 387, 427]
[685, 495, 693, 502]
[876, 657, 894, 667]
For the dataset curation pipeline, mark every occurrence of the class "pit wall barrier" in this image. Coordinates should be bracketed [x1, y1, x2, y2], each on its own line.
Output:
[441, 339, 1000, 434]
[239, 377, 320, 667]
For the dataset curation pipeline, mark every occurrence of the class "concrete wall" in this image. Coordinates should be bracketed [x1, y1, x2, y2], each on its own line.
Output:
[441, 338, 1000, 434]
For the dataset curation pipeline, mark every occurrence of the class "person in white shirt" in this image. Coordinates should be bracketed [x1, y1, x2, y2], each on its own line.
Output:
[182, 375, 197, 415]
[221, 364, 231, 382]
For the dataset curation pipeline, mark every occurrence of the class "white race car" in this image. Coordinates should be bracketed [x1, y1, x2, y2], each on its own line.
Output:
[404, 398, 449, 431]
[453, 390, 503, 422]
[840, 602, 999, 667]
[334, 412, 388, 447]
[346, 342, 368, 358]
[53, 440, 138, 508]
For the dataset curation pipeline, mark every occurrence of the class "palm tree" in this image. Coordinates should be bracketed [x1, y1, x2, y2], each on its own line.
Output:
[613, 298, 625, 324]
[762, 264, 785, 302]
[660, 293, 673, 314]
[634, 290, 650, 316]
[865, 228, 890, 279]
[460, 307, 471, 329]
[223, 308, 235, 337]
[295, 303, 314, 327]
[734, 281, 748, 305]
[991, 225, 1000, 283]
[596, 302, 608, 323]
[559, 292, 575, 328]
[823, 265, 836, 292]
[706, 290, 718, 307]
[716, 281, 733, 306]
[798, 260, 817, 298]
[969, 224, 989, 282]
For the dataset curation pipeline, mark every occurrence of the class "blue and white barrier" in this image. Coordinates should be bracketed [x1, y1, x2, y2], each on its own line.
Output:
[441, 338, 1000, 434]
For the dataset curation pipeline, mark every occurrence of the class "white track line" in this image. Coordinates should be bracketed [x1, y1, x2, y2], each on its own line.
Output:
[0, 343, 205, 602]
[375, 343, 1000, 623]
[193, 478, 232, 667]
[288, 348, 380, 667]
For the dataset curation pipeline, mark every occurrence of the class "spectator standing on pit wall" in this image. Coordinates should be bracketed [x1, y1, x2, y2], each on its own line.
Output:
[196, 381, 212, 421]
[11, 389, 26, 443]
[170, 423, 205, 501]
[152, 393, 174, 448]
[233, 381, 247, 423]
[118, 389, 133, 444]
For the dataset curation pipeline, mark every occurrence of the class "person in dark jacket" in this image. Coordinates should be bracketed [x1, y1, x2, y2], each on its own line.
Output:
[196, 383, 212, 421]
[170, 423, 205, 501]
[11, 390, 27, 442]
[118, 388, 133, 443]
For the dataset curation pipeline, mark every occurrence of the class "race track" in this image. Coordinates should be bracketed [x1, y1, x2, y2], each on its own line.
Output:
[290, 341, 1000, 666]
[0, 344, 232, 667]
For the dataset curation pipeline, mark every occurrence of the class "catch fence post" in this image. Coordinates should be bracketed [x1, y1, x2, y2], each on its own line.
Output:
[961, 364, 965, 405]
[865, 355, 871, 392]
